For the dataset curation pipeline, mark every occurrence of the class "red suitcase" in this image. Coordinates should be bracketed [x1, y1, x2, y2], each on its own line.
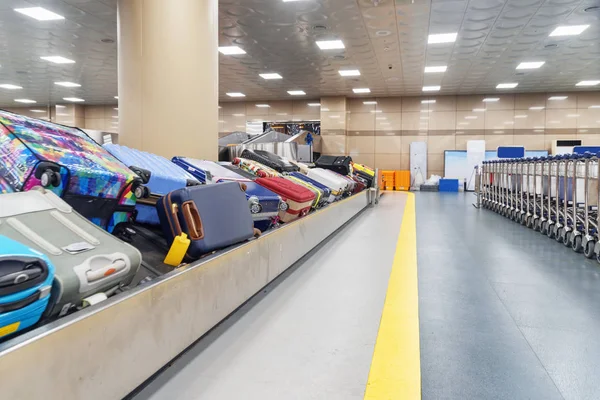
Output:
[255, 177, 315, 223]
[351, 176, 367, 194]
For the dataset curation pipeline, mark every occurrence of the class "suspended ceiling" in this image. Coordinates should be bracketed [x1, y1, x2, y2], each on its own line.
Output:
[0, 0, 598, 106]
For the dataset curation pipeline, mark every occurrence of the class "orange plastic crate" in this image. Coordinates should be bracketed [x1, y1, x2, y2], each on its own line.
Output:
[382, 170, 395, 190]
[394, 170, 410, 191]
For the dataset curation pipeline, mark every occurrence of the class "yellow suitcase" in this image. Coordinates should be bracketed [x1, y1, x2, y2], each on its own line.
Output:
[352, 162, 375, 177]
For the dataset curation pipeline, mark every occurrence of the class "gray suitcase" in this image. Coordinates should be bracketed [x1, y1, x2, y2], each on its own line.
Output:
[0, 187, 142, 318]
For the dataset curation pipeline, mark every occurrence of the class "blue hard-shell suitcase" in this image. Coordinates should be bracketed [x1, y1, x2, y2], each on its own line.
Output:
[172, 157, 283, 231]
[104, 144, 201, 225]
[289, 172, 333, 204]
[0, 235, 54, 339]
[156, 183, 259, 259]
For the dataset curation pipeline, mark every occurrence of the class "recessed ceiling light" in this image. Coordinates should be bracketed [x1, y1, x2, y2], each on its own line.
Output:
[482, 98, 499, 102]
[112, 116, 119, 119]
[0, 84, 22, 90]
[370, 110, 382, 113]
[353, 88, 371, 94]
[29, 109, 46, 113]
[329, 115, 340, 119]
[589, 105, 600, 109]
[55, 81, 81, 88]
[288, 90, 306, 95]
[259, 73, 282, 80]
[458, 122, 470, 125]
[428, 33, 457, 44]
[321, 108, 329, 111]
[424, 66, 447, 73]
[504, 121, 514, 124]
[549, 120, 560, 124]
[516, 61, 545, 69]
[549, 25, 590, 37]
[380, 122, 391, 126]
[567, 114, 580, 117]
[14, 7, 64, 21]
[218, 46, 246, 55]
[514, 115, 528, 118]
[376, 117, 387, 120]
[420, 117, 429, 120]
[63, 97, 85, 102]
[576, 80, 600, 86]
[40, 56, 75, 64]
[493, 130, 504, 134]
[465, 116, 478, 120]
[548, 96, 568, 101]
[496, 83, 518, 89]
[114, 107, 118, 110]
[421, 100, 436, 104]
[14, 99, 36, 104]
[316, 40, 345, 50]
[363, 101, 377, 105]
[339, 70, 360, 77]
[255, 104, 270, 108]
[473, 108, 486, 112]
[423, 86, 441, 92]
[307, 103, 321, 107]
[114, 96, 119, 99]
[232, 113, 245, 117]
[226, 92, 246, 97]
[55, 105, 65, 109]
[529, 106, 545, 110]
[420, 109, 433, 113]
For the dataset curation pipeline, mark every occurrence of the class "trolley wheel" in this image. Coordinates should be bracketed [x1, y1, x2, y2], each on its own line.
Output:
[525, 216, 533, 228]
[40, 169, 61, 188]
[563, 230, 572, 247]
[596, 251, 600, 265]
[533, 218, 541, 231]
[585, 240, 596, 259]
[572, 235, 583, 253]
[540, 221, 548, 235]
[547, 225, 555, 239]
[555, 227, 564, 242]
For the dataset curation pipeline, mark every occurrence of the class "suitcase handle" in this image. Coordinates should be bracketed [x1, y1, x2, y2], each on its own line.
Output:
[182, 201, 204, 240]
[85, 259, 127, 282]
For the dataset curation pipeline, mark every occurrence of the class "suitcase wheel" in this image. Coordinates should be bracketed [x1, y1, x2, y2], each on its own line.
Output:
[40, 169, 61, 188]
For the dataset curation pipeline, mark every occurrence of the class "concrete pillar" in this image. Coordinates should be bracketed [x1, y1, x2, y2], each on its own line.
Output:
[117, 0, 218, 159]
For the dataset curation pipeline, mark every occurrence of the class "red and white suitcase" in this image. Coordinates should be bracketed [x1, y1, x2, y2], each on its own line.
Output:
[255, 177, 315, 223]
[232, 158, 280, 178]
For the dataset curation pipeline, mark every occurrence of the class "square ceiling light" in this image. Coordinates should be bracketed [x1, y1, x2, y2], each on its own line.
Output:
[63, 97, 85, 102]
[576, 80, 600, 87]
[255, 104, 270, 108]
[353, 88, 371, 94]
[218, 46, 246, 55]
[316, 40, 345, 50]
[423, 86, 441, 92]
[516, 61, 545, 70]
[496, 83, 518, 89]
[421, 100, 436, 104]
[226, 92, 245, 97]
[428, 33, 457, 44]
[482, 98, 499, 102]
[339, 70, 360, 77]
[14, 7, 64, 21]
[307, 103, 320, 107]
[549, 25, 590, 37]
[14, 99, 36, 104]
[473, 108, 486, 112]
[259, 73, 282, 80]
[30, 109, 46, 113]
[0, 84, 22, 90]
[424, 66, 447, 73]
[55, 81, 81, 88]
[288, 90, 306, 95]
[40, 56, 75, 64]
[548, 96, 568, 101]
[529, 106, 545, 110]
[363, 101, 377, 105]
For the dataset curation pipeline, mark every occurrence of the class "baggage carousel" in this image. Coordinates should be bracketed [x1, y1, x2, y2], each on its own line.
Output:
[0, 188, 378, 400]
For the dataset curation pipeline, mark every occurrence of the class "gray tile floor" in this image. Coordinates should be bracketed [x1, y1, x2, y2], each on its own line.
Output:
[418, 192, 600, 400]
[130, 193, 408, 400]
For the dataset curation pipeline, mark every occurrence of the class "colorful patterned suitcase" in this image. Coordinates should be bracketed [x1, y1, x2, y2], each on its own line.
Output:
[156, 183, 259, 259]
[103, 144, 201, 225]
[172, 157, 284, 231]
[315, 155, 353, 175]
[289, 172, 333, 204]
[0, 188, 142, 318]
[240, 149, 300, 173]
[0, 236, 55, 339]
[232, 157, 281, 178]
[0, 110, 146, 233]
[306, 168, 348, 200]
[255, 177, 315, 223]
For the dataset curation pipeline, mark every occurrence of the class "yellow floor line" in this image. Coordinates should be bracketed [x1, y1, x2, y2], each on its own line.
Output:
[364, 193, 421, 400]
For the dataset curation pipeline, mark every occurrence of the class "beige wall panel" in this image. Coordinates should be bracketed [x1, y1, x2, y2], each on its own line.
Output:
[269, 101, 293, 116]
[545, 109, 578, 129]
[374, 154, 401, 170]
[513, 135, 545, 150]
[485, 110, 515, 130]
[484, 94, 515, 110]
[220, 102, 245, 116]
[352, 154, 375, 167]
[321, 96, 347, 112]
[85, 119, 106, 131]
[484, 134, 514, 150]
[375, 113, 401, 131]
[347, 98, 375, 114]
[457, 95, 488, 111]
[401, 136, 428, 154]
[292, 101, 320, 117]
[577, 92, 600, 109]
[321, 135, 347, 154]
[428, 111, 456, 131]
[402, 112, 422, 131]
[105, 106, 119, 119]
[455, 111, 484, 130]
[375, 136, 402, 154]
[376, 97, 402, 113]
[455, 135, 485, 150]
[347, 113, 375, 131]
[428, 154, 444, 172]
[347, 136, 375, 155]
[515, 93, 546, 110]
[514, 109, 546, 129]
[578, 109, 600, 128]
[546, 93, 577, 109]
[428, 135, 456, 153]
[430, 96, 456, 112]
[85, 105, 105, 119]
[399, 154, 410, 170]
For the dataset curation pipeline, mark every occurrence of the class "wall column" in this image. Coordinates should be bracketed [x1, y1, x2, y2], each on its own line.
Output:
[117, 0, 218, 159]
[319, 96, 347, 156]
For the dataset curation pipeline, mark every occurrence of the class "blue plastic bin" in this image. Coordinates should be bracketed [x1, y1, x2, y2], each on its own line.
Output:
[439, 179, 459, 192]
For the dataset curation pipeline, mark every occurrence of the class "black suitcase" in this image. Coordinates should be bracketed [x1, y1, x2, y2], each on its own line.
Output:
[240, 149, 299, 174]
[315, 155, 353, 175]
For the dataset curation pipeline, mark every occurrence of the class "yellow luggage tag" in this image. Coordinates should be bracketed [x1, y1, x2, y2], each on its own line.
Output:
[164, 232, 191, 267]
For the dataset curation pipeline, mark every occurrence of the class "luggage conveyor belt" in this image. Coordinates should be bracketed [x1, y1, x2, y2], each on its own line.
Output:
[0, 189, 376, 400]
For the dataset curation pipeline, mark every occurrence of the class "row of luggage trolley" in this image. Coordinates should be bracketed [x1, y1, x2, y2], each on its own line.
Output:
[478, 153, 600, 261]
[0, 108, 377, 342]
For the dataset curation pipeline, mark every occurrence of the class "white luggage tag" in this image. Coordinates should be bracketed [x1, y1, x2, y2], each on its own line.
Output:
[63, 241, 95, 255]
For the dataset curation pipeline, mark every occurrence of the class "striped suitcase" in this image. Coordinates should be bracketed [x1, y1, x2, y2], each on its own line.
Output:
[103, 145, 201, 225]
